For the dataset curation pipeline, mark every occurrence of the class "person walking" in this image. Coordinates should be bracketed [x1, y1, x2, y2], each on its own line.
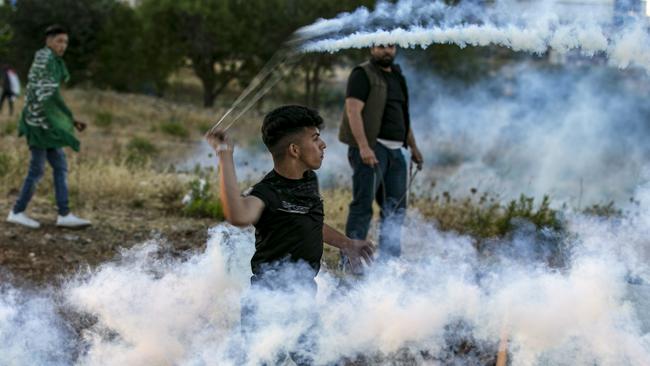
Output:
[7, 25, 90, 229]
[0, 64, 19, 116]
[339, 44, 423, 269]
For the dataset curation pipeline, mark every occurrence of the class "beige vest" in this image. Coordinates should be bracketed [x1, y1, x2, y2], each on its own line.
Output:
[338, 61, 388, 148]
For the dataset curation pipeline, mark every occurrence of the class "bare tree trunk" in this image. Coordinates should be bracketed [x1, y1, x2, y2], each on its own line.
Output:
[312, 63, 322, 108]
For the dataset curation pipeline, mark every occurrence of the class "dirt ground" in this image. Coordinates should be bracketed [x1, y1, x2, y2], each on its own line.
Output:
[0, 197, 214, 289]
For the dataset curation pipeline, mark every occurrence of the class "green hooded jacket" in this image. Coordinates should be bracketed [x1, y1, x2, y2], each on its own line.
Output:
[18, 47, 79, 151]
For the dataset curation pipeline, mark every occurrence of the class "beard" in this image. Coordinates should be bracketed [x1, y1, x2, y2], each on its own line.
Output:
[373, 55, 394, 68]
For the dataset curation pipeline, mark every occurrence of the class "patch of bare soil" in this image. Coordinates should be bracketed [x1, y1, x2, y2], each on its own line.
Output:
[0, 198, 215, 289]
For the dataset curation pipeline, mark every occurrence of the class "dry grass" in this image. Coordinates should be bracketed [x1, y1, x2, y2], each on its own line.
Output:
[0, 87, 565, 267]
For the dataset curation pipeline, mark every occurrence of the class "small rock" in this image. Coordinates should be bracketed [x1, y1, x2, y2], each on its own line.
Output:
[63, 234, 80, 242]
[29, 252, 35, 258]
[44, 233, 53, 241]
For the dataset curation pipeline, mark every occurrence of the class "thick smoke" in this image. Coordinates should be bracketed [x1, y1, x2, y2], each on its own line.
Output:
[403, 61, 650, 205]
[185, 60, 650, 206]
[299, 0, 650, 72]
[1, 190, 649, 364]
[0, 287, 73, 365]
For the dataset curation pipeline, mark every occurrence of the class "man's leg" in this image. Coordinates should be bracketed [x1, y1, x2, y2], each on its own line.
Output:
[8, 94, 13, 116]
[47, 148, 70, 216]
[13, 147, 47, 214]
[377, 148, 408, 261]
[0, 92, 6, 113]
[341, 146, 384, 271]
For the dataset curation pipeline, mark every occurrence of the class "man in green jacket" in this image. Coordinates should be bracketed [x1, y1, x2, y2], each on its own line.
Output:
[6, 25, 90, 229]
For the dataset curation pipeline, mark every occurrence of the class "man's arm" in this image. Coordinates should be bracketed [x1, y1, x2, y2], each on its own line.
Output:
[346, 97, 379, 166]
[323, 223, 375, 269]
[406, 129, 423, 170]
[206, 129, 265, 226]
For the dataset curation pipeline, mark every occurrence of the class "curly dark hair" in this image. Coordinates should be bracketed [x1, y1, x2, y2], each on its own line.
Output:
[261, 105, 323, 157]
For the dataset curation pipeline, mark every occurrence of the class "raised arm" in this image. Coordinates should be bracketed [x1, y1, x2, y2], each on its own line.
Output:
[205, 129, 265, 226]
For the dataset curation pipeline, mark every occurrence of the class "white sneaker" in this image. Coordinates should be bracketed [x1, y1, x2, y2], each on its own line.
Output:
[6, 211, 41, 229]
[56, 213, 91, 228]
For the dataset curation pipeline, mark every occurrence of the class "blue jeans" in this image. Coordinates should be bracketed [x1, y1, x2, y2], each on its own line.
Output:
[343, 144, 407, 265]
[13, 147, 70, 216]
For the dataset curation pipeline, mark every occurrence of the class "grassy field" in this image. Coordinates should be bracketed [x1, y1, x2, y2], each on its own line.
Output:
[0, 87, 574, 286]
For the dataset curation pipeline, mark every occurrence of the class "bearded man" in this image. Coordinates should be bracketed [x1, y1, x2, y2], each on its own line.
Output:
[339, 44, 424, 269]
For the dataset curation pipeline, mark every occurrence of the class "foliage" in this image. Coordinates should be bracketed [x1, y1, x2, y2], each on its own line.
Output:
[9, 0, 114, 82]
[415, 191, 563, 240]
[1, 0, 522, 105]
[182, 178, 224, 219]
[91, 2, 153, 92]
[0, 5, 13, 61]
[159, 119, 189, 138]
[126, 136, 158, 166]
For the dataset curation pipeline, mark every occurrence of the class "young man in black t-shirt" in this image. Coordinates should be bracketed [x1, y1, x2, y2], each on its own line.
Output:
[206, 105, 375, 287]
[206, 106, 375, 364]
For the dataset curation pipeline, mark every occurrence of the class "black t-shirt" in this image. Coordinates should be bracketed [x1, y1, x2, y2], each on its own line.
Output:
[346, 66, 407, 142]
[248, 170, 324, 283]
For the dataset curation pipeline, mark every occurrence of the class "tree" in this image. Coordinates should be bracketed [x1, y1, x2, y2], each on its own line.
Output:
[92, 3, 173, 93]
[139, 0, 252, 107]
[9, 0, 115, 83]
[0, 5, 13, 62]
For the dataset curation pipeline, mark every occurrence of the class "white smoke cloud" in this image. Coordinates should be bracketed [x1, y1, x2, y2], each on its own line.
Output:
[0, 190, 649, 364]
[0, 287, 73, 365]
[401, 59, 650, 206]
[299, 0, 650, 72]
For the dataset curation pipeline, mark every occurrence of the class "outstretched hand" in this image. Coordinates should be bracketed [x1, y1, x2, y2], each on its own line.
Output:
[205, 128, 234, 154]
[73, 120, 87, 132]
[343, 238, 376, 272]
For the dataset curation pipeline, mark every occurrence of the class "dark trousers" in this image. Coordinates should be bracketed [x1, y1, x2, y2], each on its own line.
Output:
[0, 91, 14, 116]
[343, 143, 407, 264]
[13, 147, 70, 216]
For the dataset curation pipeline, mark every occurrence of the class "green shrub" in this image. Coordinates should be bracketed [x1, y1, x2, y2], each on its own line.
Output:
[494, 195, 562, 236]
[160, 119, 189, 138]
[94, 112, 113, 128]
[126, 136, 158, 166]
[417, 192, 562, 240]
[182, 178, 224, 219]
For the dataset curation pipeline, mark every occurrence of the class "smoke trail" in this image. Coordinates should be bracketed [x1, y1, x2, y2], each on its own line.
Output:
[299, 0, 650, 72]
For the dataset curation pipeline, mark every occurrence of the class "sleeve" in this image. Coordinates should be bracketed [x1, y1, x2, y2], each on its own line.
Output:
[345, 67, 370, 103]
[248, 182, 275, 210]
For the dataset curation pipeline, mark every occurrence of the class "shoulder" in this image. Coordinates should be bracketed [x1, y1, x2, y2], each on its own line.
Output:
[348, 66, 370, 84]
[248, 172, 279, 206]
[35, 48, 53, 60]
